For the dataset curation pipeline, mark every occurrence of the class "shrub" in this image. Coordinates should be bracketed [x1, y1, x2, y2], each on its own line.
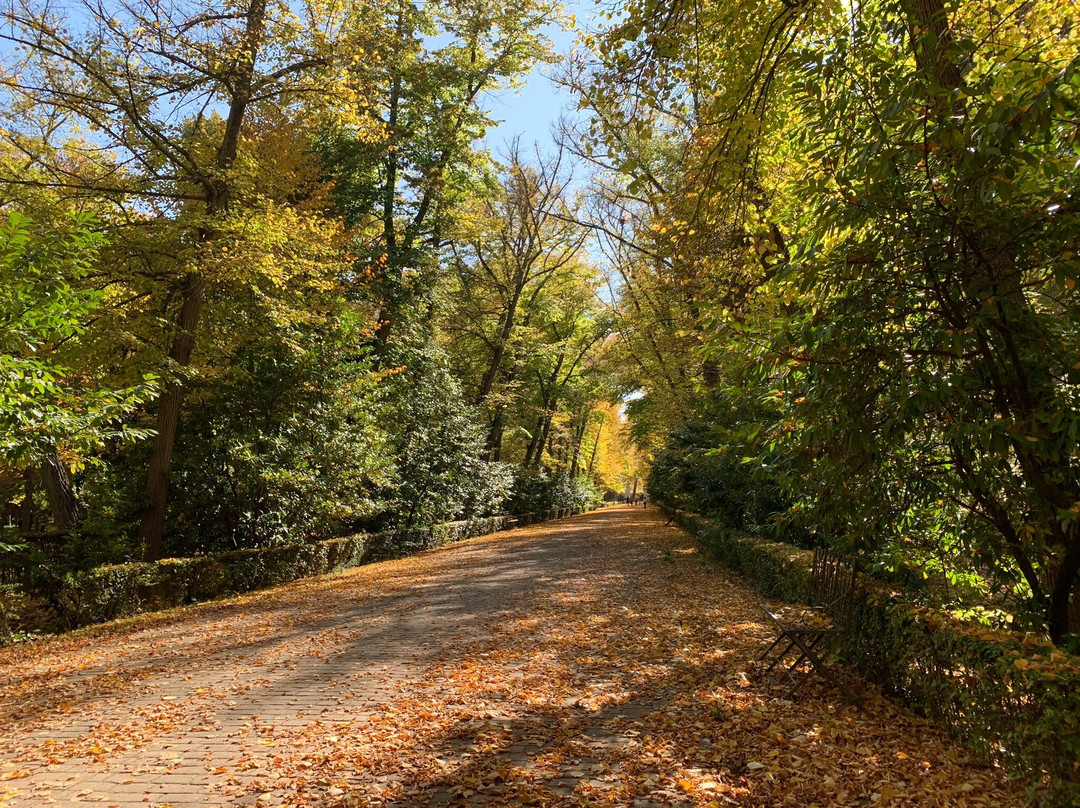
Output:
[33, 533, 373, 628]
[508, 468, 600, 516]
[647, 421, 798, 543]
[162, 315, 386, 556]
[377, 348, 514, 532]
[667, 507, 1080, 807]
[4, 513, 542, 635]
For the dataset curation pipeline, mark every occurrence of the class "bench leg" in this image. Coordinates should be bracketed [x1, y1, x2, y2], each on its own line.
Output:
[782, 632, 842, 698]
[758, 633, 789, 663]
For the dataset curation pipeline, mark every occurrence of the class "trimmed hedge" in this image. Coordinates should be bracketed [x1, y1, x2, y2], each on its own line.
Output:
[666, 508, 1080, 808]
[39, 515, 521, 628]
[7, 507, 602, 637]
[39, 532, 376, 628]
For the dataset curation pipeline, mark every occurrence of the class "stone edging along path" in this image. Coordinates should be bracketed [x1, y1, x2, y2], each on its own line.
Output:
[0, 507, 1025, 807]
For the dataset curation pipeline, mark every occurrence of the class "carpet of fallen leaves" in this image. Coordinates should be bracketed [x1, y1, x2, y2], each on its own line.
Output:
[0, 507, 1027, 807]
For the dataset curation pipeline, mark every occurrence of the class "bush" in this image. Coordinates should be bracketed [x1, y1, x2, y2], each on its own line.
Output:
[647, 421, 798, 543]
[367, 515, 511, 559]
[162, 314, 385, 556]
[666, 507, 1080, 807]
[36, 533, 373, 628]
[507, 468, 601, 516]
[3, 512, 552, 635]
[377, 348, 514, 532]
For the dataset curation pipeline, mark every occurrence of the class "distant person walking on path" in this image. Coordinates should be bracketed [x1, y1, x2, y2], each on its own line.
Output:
[642, 495, 647, 509]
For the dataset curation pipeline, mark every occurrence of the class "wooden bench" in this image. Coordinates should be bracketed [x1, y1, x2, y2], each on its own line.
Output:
[757, 546, 858, 698]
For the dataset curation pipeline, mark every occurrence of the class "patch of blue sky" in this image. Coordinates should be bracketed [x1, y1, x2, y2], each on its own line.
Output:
[480, 0, 603, 157]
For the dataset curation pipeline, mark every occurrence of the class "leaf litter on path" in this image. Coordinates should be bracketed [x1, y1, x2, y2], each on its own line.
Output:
[0, 508, 1024, 807]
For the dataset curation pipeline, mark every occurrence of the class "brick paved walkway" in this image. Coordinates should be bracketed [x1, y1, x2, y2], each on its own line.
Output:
[0, 508, 1025, 807]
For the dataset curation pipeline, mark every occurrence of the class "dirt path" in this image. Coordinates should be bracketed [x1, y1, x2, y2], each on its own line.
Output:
[0, 507, 1023, 807]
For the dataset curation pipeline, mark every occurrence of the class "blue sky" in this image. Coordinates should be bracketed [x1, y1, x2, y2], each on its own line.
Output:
[481, 0, 596, 156]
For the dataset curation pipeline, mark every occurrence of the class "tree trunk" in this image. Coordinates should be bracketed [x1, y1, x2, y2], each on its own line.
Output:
[139, 274, 206, 560]
[373, 63, 403, 362]
[546, 420, 559, 466]
[39, 448, 82, 530]
[533, 415, 553, 469]
[587, 422, 603, 477]
[1046, 526, 1080, 642]
[900, 0, 964, 93]
[138, 0, 268, 561]
[20, 469, 34, 532]
[569, 408, 589, 477]
[474, 289, 522, 407]
[484, 406, 504, 462]
[523, 414, 545, 467]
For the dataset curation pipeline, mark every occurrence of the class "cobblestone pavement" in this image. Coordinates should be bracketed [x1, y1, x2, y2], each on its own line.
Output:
[0, 508, 1025, 808]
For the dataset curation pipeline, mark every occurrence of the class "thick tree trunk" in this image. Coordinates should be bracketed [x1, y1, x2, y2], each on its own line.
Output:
[39, 448, 82, 530]
[138, 0, 268, 561]
[900, 0, 964, 93]
[139, 274, 206, 560]
[1046, 527, 1080, 642]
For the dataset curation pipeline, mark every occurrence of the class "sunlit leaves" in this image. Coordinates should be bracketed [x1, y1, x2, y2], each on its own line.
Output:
[0, 212, 157, 468]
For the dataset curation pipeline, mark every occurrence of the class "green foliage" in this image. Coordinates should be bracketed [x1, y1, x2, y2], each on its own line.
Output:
[0, 0, 631, 617]
[321, 0, 560, 356]
[0, 212, 156, 467]
[582, 0, 1080, 643]
[379, 347, 514, 532]
[1, 513, 520, 636]
[508, 468, 602, 516]
[761, 0, 1080, 640]
[647, 419, 794, 542]
[670, 508, 1080, 807]
[163, 311, 386, 554]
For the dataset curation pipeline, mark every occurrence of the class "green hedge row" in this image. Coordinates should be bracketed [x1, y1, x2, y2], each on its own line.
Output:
[34, 515, 517, 629]
[666, 508, 1080, 807]
[44, 533, 375, 627]
[6, 506, 602, 638]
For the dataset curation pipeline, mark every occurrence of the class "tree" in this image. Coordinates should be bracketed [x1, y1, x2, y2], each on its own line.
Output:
[767, 0, 1080, 641]
[581, 0, 1080, 642]
[321, 0, 560, 361]
[379, 347, 512, 531]
[444, 143, 591, 458]
[1, 0, 374, 557]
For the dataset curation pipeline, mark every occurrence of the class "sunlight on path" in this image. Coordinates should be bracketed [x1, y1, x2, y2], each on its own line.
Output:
[0, 508, 1023, 807]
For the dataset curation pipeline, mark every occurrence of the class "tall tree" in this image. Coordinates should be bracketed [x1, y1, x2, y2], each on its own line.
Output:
[450, 144, 586, 410]
[1, 0, 374, 558]
[323, 0, 560, 360]
[581, 0, 1080, 641]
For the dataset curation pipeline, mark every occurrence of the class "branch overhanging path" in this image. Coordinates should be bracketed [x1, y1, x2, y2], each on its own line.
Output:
[0, 508, 1024, 807]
